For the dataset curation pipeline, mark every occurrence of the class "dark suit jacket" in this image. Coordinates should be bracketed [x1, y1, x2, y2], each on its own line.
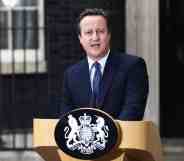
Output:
[61, 51, 149, 120]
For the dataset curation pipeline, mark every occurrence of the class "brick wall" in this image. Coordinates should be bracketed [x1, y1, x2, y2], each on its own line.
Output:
[0, 0, 125, 130]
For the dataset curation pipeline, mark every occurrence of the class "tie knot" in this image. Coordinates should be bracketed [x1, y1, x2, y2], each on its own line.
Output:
[93, 61, 101, 71]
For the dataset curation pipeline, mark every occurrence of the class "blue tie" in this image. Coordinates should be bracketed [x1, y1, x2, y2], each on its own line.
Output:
[92, 62, 102, 106]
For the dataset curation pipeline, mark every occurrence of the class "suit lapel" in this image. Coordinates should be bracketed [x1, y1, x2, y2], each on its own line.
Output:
[98, 53, 118, 107]
[79, 60, 92, 104]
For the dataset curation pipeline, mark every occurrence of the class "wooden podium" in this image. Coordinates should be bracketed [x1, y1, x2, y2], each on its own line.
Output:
[33, 119, 163, 161]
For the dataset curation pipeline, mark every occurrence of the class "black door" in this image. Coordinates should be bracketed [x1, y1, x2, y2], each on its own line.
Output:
[160, 0, 184, 138]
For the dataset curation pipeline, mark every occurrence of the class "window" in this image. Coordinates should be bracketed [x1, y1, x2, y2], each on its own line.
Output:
[0, 0, 46, 74]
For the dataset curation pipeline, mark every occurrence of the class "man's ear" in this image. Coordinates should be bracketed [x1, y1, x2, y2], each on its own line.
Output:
[108, 32, 111, 40]
[78, 34, 82, 43]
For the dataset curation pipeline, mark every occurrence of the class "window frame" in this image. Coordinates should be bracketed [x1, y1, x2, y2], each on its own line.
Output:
[0, 0, 46, 74]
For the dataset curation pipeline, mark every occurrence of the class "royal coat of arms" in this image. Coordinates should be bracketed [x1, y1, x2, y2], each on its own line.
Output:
[64, 113, 109, 154]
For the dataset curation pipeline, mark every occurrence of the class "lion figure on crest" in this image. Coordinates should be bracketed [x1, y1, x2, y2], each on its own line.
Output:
[64, 114, 80, 148]
[93, 116, 109, 143]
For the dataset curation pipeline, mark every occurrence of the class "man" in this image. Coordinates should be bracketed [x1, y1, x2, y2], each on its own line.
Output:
[61, 8, 149, 120]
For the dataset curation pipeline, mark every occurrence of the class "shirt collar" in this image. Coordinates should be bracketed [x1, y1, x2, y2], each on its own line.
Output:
[87, 50, 110, 73]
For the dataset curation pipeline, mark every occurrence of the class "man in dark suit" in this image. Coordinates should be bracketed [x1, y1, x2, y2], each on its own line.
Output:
[61, 8, 149, 120]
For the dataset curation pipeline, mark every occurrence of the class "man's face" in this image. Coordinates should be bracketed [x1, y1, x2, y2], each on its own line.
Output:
[79, 15, 111, 61]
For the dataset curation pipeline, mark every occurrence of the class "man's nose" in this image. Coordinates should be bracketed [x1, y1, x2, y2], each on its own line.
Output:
[92, 31, 100, 40]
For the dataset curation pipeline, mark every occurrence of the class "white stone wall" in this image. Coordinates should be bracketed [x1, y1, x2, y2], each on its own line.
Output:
[126, 0, 159, 126]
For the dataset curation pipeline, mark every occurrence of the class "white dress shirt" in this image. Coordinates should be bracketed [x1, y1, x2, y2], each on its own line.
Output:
[87, 50, 110, 91]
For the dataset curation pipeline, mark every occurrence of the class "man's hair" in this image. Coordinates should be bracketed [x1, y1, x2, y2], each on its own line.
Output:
[77, 8, 111, 35]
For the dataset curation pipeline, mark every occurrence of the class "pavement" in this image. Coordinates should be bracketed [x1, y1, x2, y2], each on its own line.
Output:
[163, 138, 184, 161]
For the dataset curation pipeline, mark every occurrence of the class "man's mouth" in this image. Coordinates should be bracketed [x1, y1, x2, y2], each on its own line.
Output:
[91, 44, 100, 47]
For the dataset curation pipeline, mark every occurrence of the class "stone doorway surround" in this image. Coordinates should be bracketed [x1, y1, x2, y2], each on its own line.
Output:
[125, 0, 159, 126]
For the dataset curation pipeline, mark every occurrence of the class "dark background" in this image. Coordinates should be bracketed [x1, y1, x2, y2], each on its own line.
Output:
[160, 0, 184, 137]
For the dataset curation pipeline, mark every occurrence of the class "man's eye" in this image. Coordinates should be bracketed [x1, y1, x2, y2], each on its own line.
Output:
[86, 31, 92, 35]
[98, 30, 105, 33]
